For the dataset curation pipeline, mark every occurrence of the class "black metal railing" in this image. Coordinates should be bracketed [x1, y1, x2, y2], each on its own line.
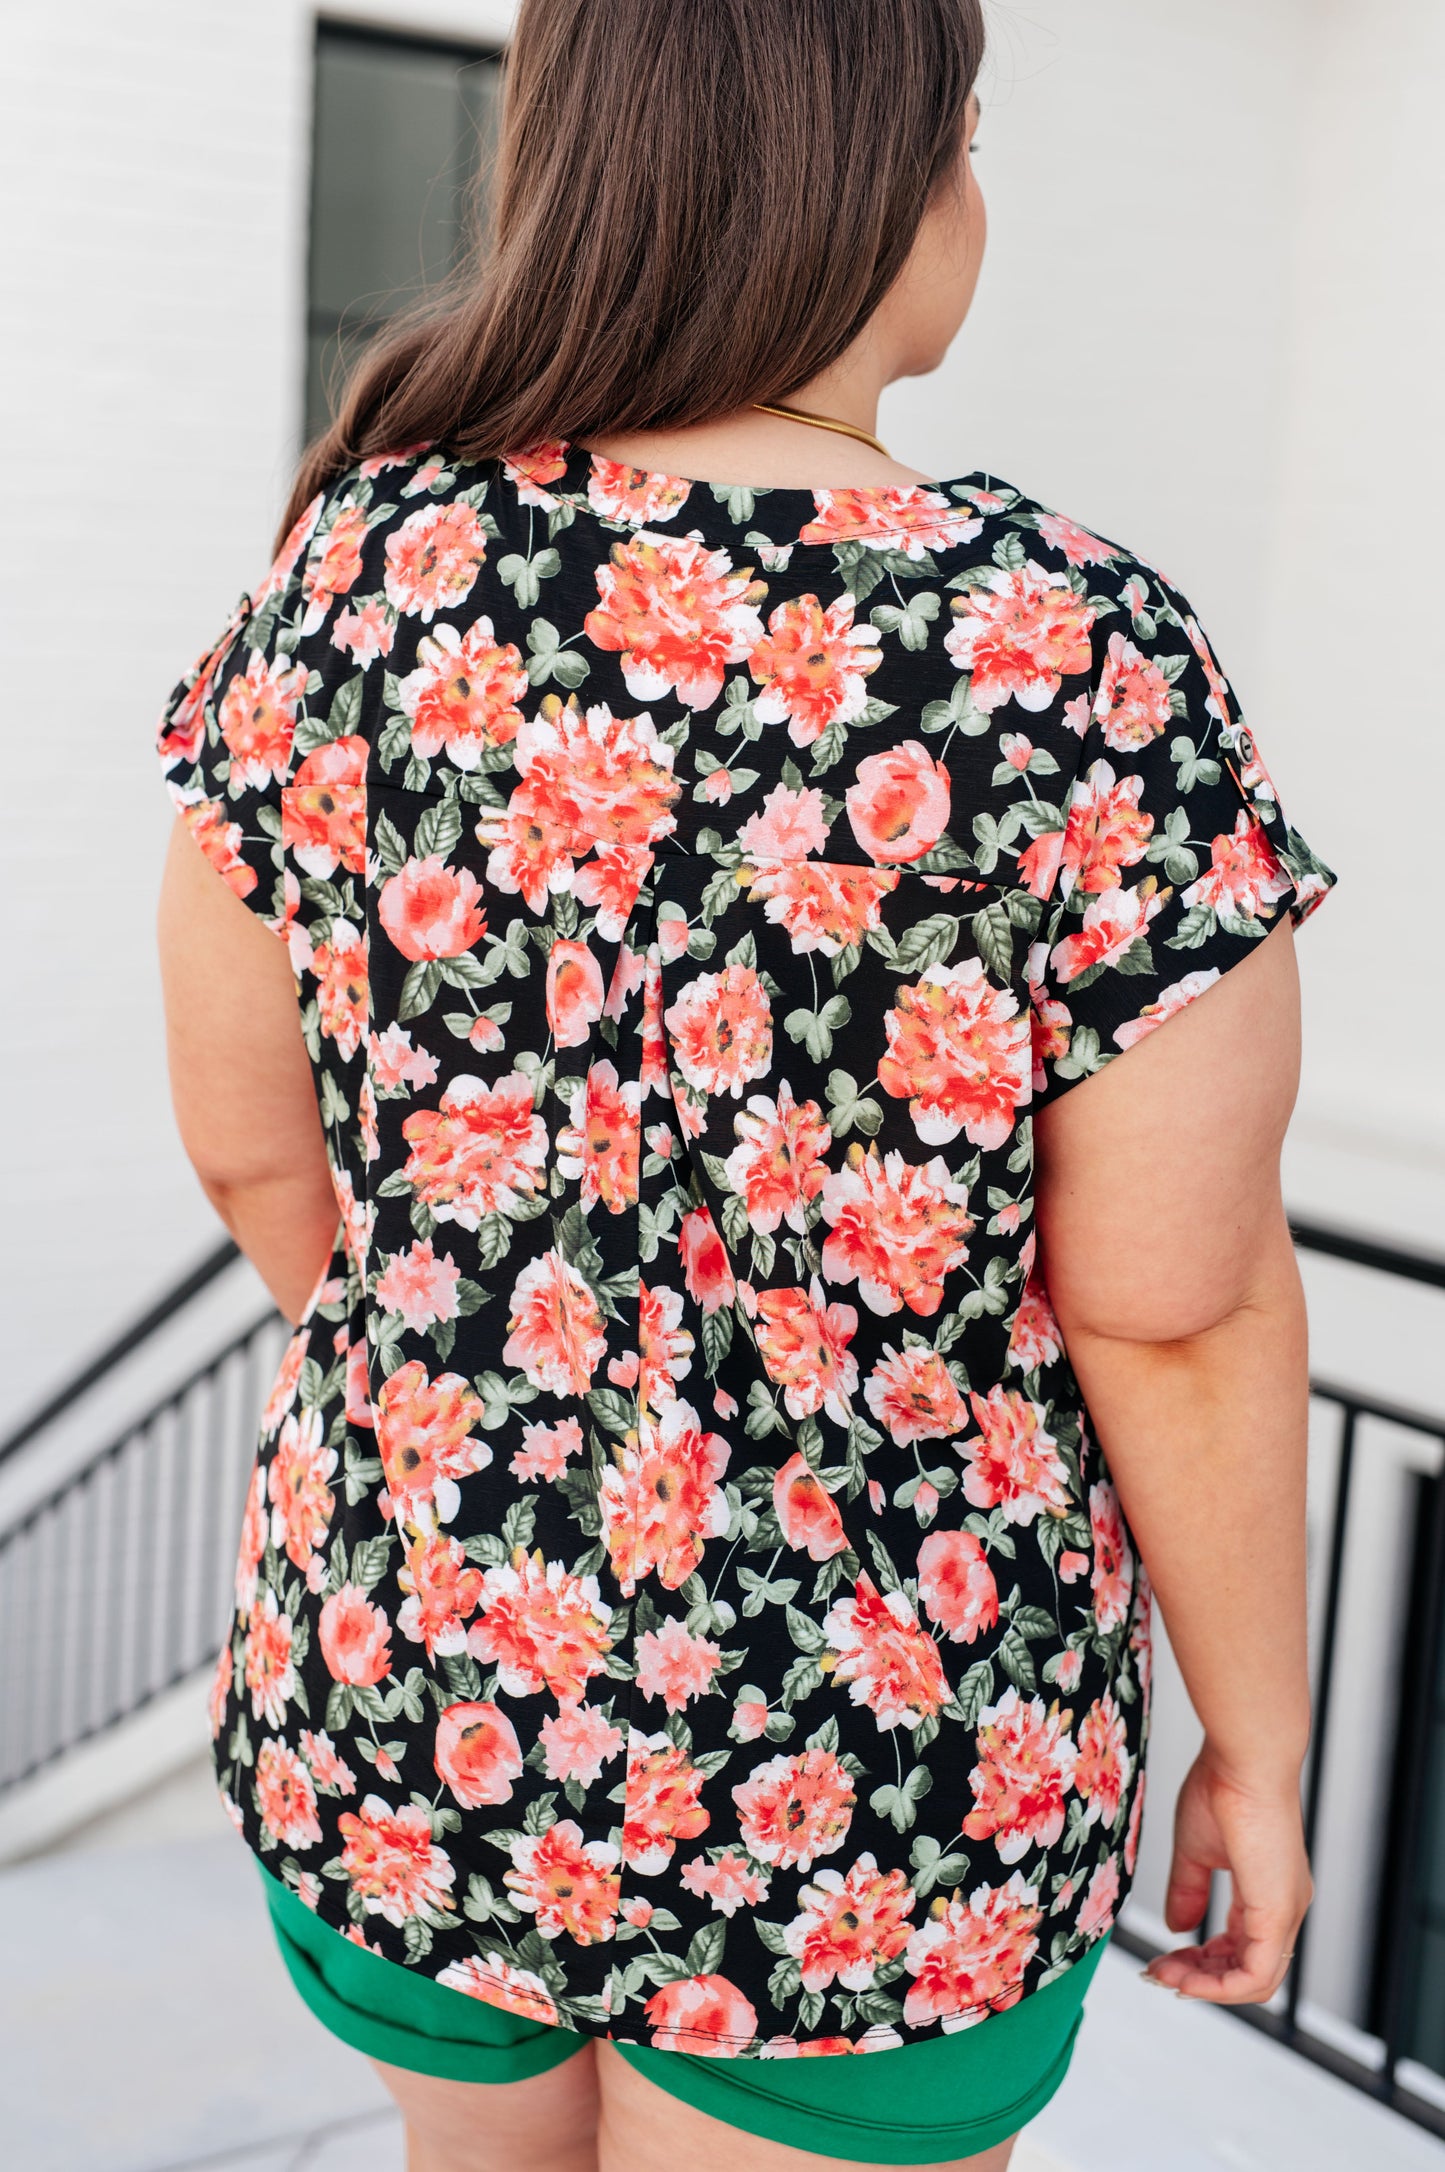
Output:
[1, 1220, 1443, 2138]
[0, 1246, 287, 1795]
[1116, 1218, 1445, 2140]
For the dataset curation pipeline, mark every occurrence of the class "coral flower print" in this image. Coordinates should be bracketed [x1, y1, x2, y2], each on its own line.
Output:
[283, 736, 367, 876]
[374, 1361, 490, 1525]
[737, 781, 829, 861]
[555, 1061, 642, 1214]
[600, 1398, 730, 1595]
[820, 1146, 974, 1317]
[161, 434, 1332, 2053]
[254, 1739, 323, 1850]
[585, 533, 766, 708]
[752, 1283, 859, 1424]
[300, 1729, 356, 1794]
[300, 502, 369, 630]
[744, 859, 898, 957]
[945, 563, 1095, 713]
[621, 1732, 711, 1873]
[503, 1251, 607, 1398]
[784, 1855, 915, 1991]
[538, 1702, 623, 1786]
[440, 1953, 558, 2024]
[505, 1821, 622, 1943]
[396, 1530, 484, 1658]
[469, 1554, 613, 1704]
[665, 964, 773, 1097]
[1049, 881, 1164, 983]
[1092, 630, 1175, 752]
[864, 1346, 968, 1447]
[1007, 1274, 1064, 1374]
[724, 1083, 832, 1234]
[964, 1688, 1079, 1862]
[546, 937, 606, 1048]
[401, 1073, 548, 1228]
[243, 1589, 297, 1726]
[638, 1279, 694, 1407]
[176, 796, 256, 899]
[267, 1407, 336, 1575]
[374, 1239, 461, 1336]
[1076, 1692, 1131, 1829]
[748, 592, 883, 746]
[338, 1796, 457, 1925]
[644, 1975, 759, 2056]
[1183, 810, 1292, 921]
[773, 1451, 849, 1561]
[318, 1584, 392, 1686]
[878, 960, 1030, 1151]
[1090, 1481, 1135, 1632]
[378, 858, 486, 962]
[961, 1386, 1072, 1525]
[799, 486, 981, 557]
[678, 1206, 736, 1313]
[433, 1700, 524, 1808]
[309, 922, 369, 1061]
[916, 1529, 999, 1644]
[636, 1616, 723, 1711]
[824, 1574, 949, 1731]
[1034, 511, 1121, 568]
[399, 618, 526, 766]
[384, 501, 488, 620]
[587, 457, 692, 526]
[218, 649, 307, 787]
[846, 742, 951, 864]
[1060, 759, 1154, 896]
[1077, 1856, 1121, 1940]
[902, 1875, 1042, 2027]
[734, 1748, 856, 1871]
[681, 1852, 770, 1917]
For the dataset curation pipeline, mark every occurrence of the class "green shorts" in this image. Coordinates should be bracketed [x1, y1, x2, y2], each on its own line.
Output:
[258, 1864, 1106, 2163]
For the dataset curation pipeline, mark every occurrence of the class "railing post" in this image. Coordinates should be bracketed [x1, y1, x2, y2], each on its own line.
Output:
[1377, 1454, 1445, 2092]
[1285, 1402, 1358, 2034]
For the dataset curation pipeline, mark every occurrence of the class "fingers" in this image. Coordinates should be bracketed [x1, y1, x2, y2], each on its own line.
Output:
[1162, 1847, 1212, 1936]
[1143, 1911, 1304, 2005]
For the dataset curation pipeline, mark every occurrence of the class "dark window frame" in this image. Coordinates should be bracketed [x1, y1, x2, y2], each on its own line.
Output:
[304, 17, 506, 444]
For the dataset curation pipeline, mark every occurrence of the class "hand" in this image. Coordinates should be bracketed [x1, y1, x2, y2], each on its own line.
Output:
[1142, 1742, 1313, 2004]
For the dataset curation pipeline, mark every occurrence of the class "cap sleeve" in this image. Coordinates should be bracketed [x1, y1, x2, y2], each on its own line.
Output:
[1027, 572, 1336, 1108]
[155, 494, 326, 935]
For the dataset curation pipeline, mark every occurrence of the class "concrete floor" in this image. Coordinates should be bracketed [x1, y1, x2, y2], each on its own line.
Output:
[3, 1824, 1443, 2172]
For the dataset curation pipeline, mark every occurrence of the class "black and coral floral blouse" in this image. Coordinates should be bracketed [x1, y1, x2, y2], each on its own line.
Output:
[156, 439, 1334, 2057]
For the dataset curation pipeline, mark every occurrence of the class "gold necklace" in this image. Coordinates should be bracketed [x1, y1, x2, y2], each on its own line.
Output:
[751, 399, 892, 458]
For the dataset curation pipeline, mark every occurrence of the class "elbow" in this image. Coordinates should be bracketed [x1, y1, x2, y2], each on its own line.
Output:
[1049, 1223, 1304, 1352]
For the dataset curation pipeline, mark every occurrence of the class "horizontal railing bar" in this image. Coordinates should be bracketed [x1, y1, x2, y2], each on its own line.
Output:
[1289, 1218, 1445, 1290]
[0, 1309, 281, 1558]
[0, 1239, 242, 1468]
[0, 1647, 214, 1797]
[1307, 1379, 1445, 1441]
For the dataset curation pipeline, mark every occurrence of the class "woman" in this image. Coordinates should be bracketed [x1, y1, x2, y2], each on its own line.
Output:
[155, 4, 1333, 2167]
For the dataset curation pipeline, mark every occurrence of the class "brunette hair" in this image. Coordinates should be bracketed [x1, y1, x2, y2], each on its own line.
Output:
[278, 0, 985, 544]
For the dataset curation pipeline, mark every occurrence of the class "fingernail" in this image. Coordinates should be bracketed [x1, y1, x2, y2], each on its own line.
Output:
[1138, 1969, 1171, 1990]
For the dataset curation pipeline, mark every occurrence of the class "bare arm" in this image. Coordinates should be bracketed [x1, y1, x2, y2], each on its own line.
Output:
[157, 818, 339, 1323]
[1034, 915, 1313, 2003]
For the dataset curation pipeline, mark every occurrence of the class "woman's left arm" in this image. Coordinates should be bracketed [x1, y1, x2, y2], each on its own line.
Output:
[157, 817, 338, 1323]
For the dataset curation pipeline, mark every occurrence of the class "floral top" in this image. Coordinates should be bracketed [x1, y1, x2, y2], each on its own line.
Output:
[157, 439, 1334, 2058]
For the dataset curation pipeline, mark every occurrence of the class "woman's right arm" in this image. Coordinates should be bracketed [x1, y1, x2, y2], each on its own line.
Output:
[1033, 915, 1314, 2003]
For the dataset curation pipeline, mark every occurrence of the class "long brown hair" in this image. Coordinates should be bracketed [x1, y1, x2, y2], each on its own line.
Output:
[278, 0, 985, 546]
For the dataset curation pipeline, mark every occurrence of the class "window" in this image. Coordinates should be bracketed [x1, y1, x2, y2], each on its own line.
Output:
[305, 22, 504, 442]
